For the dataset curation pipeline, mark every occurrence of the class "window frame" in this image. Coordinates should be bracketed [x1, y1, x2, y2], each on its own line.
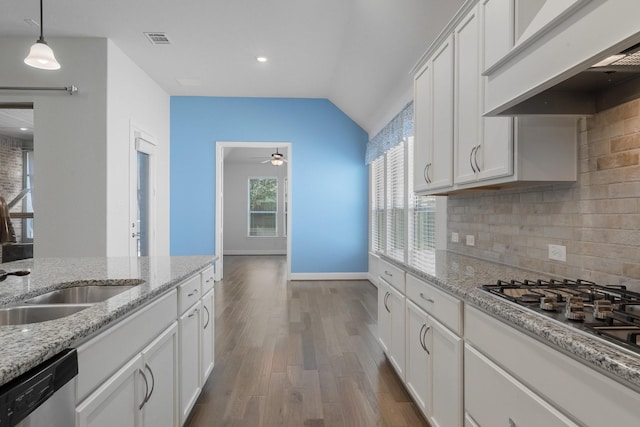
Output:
[247, 176, 279, 238]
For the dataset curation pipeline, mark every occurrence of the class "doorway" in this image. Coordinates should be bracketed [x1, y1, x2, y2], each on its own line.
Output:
[215, 142, 292, 281]
[130, 126, 157, 257]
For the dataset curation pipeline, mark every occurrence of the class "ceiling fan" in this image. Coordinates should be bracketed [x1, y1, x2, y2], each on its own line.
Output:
[261, 148, 287, 166]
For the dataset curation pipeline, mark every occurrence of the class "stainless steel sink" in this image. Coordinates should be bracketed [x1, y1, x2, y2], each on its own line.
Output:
[24, 285, 137, 305]
[0, 304, 92, 326]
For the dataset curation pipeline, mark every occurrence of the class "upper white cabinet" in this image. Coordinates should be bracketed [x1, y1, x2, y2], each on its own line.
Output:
[414, 35, 454, 192]
[413, 0, 578, 195]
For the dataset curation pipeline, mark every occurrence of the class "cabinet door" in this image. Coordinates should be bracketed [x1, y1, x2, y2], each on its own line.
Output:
[405, 300, 430, 417]
[377, 280, 392, 355]
[429, 36, 455, 190]
[141, 323, 179, 427]
[76, 354, 143, 427]
[478, 0, 514, 182]
[454, 6, 481, 185]
[414, 60, 433, 194]
[429, 317, 463, 427]
[387, 284, 406, 379]
[179, 303, 202, 425]
[200, 289, 215, 384]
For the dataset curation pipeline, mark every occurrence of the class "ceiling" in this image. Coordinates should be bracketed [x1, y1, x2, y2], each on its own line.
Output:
[1, 0, 465, 134]
[0, 108, 33, 140]
[224, 146, 288, 164]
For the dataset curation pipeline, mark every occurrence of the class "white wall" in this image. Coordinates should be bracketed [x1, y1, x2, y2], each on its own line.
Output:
[106, 40, 170, 256]
[223, 161, 287, 255]
[0, 37, 170, 258]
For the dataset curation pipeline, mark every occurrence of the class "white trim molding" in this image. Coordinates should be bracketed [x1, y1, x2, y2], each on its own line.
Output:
[289, 272, 369, 281]
[224, 250, 287, 256]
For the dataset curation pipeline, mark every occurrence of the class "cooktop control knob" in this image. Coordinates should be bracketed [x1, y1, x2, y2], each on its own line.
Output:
[565, 296, 585, 321]
[540, 296, 557, 311]
[593, 300, 613, 320]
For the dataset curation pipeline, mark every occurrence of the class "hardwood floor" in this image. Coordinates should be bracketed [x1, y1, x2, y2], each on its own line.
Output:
[186, 255, 429, 427]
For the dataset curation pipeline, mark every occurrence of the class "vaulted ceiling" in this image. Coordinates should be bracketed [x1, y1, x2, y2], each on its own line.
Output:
[1, 0, 465, 133]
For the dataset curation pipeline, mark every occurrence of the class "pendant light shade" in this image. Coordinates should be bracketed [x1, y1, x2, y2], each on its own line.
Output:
[24, 0, 60, 70]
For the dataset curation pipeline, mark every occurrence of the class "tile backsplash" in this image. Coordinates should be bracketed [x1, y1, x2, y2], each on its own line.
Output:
[447, 99, 640, 290]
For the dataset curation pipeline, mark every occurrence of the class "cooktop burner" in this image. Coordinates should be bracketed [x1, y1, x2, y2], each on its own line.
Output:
[481, 279, 640, 355]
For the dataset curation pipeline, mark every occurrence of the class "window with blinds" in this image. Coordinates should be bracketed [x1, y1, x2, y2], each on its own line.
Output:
[371, 157, 385, 254]
[407, 137, 436, 273]
[386, 142, 405, 262]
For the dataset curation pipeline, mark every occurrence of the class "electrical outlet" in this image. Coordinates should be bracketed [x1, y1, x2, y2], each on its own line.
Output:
[548, 244, 567, 262]
[451, 232, 459, 243]
[466, 235, 475, 246]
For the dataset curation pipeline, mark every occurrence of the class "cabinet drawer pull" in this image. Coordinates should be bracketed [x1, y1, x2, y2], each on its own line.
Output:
[474, 145, 481, 172]
[203, 305, 211, 330]
[419, 293, 435, 303]
[470, 146, 478, 173]
[188, 308, 199, 318]
[144, 363, 155, 404]
[422, 326, 431, 355]
[138, 368, 150, 410]
[187, 288, 199, 297]
[384, 270, 393, 277]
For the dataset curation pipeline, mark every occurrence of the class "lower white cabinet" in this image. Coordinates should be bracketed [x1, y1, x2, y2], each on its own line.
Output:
[405, 300, 430, 416]
[405, 299, 463, 427]
[76, 323, 179, 427]
[465, 344, 577, 427]
[200, 289, 215, 384]
[179, 302, 201, 425]
[378, 277, 406, 379]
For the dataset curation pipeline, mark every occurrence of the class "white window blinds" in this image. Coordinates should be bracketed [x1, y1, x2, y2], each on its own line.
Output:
[371, 157, 385, 254]
[386, 142, 405, 262]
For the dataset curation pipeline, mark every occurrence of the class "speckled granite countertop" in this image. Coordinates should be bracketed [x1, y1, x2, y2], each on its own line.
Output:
[382, 251, 640, 391]
[0, 256, 215, 387]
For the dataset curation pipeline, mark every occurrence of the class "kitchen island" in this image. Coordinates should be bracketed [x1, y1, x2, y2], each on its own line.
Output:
[0, 256, 216, 387]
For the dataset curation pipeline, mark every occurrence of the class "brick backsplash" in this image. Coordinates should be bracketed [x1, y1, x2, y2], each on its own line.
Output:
[447, 98, 640, 290]
[0, 135, 26, 243]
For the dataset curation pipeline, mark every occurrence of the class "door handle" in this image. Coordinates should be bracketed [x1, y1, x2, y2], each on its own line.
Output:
[138, 368, 150, 410]
[419, 323, 426, 351]
[470, 146, 478, 173]
[422, 325, 431, 355]
[203, 305, 210, 330]
[144, 363, 155, 404]
[383, 292, 391, 313]
[474, 145, 481, 172]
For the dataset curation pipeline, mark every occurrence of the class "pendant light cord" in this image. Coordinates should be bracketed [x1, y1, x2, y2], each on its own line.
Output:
[39, 0, 44, 42]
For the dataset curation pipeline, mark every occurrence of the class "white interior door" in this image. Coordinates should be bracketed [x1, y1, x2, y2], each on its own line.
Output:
[130, 127, 157, 257]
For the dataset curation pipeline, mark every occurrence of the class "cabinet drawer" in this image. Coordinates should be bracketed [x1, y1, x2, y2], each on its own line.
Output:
[465, 344, 577, 427]
[201, 266, 215, 294]
[178, 274, 201, 314]
[378, 260, 405, 293]
[465, 306, 640, 426]
[76, 289, 177, 402]
[406, 274, 462, 335]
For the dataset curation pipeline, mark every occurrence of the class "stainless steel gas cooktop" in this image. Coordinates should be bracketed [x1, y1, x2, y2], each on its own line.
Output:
[481, 279, 640, 355]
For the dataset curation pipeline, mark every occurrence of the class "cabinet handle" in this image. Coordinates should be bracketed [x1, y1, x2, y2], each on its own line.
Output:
[138, 368, 150, 410]
[474, 145, 481, 172]
[384, 270, 393, 277]
[470, 146, 478, 173]
[423, 164, 430, 184]
[419, 323, 426, 351]
[384, 292, 391, 313]
[419, 293, 434, 303]
[422, 326, 431, 355]
[144, 363, 155, 404]
[203, 305, 211, 330]
[205, 277, 214, 283]
[509, 418, 516, 427]
[187, 288, 199, 297]
[188, 308, 199, 318]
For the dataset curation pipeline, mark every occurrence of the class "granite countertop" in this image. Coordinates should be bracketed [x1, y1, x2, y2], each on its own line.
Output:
[0, 256, 216, 387]
[383, 251, 640, 391]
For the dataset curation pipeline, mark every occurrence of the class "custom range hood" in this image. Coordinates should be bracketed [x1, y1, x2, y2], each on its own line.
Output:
[484, 0, 640, 117]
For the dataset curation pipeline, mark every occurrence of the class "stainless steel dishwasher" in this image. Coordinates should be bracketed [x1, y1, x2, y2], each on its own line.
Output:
[0, 348, 78, 427]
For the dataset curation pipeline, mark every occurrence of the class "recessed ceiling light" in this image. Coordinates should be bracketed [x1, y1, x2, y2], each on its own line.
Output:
[256, 56, 268, 63]
[19, 127, 28, 131]
[176, 78, 202, 87]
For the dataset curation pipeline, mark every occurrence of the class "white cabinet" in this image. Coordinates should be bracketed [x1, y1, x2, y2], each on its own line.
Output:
[200, 288, 215, 384]
[377, 277, 406, 379]
[405, 300, 430, 416]
[405, 276, 463, 427]
[414, 35, 454, 192]
[179, 302, 201, 425]
[76, 323, 179, 427]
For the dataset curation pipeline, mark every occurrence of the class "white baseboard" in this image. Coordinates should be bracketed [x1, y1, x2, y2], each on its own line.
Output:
[223, 250, 287, 255]
[289, 272, 369, 281]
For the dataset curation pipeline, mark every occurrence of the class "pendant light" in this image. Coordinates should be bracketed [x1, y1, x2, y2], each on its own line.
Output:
[24, 0, 60, 70]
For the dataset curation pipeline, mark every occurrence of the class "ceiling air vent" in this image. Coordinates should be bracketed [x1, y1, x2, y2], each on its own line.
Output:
[144, 32, 171, 45]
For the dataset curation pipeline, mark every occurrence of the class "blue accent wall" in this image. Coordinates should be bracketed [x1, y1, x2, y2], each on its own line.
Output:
[170, 97, 369, 273]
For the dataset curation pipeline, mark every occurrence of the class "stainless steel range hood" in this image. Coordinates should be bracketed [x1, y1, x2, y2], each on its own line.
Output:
[497, 43, 640, 116]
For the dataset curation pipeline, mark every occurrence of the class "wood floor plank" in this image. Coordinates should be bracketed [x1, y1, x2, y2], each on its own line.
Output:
[185, 255, 430, 427]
